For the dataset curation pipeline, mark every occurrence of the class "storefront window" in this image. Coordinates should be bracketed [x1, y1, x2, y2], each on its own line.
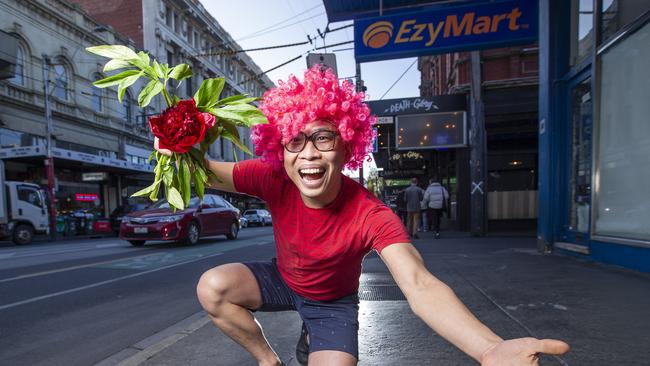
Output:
[601, 0, 650, 45]
[595, 19, 650, 241]
[570, 0, 594, 65]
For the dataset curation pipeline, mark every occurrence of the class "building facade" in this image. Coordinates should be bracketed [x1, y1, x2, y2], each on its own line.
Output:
[0, 0, 274, 235]
[71, 0, 275, 162]
[418, 45, 539, 232]
[538, 0, 650, 272]
[0, 0, 155, 235]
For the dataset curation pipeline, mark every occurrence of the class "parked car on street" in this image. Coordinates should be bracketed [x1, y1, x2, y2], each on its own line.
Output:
[119, 194, 240, 246]
[109, 203, 148, 234]
[243, 209, 272, 226]
[239, 216, 249, 228]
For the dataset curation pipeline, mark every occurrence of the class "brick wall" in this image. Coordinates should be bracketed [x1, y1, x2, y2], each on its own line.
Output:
[71, 0, 144, 48]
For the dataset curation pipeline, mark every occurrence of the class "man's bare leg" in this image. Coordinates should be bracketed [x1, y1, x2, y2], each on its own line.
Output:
[309, 350, 357, 366]
[197, 263, 282, 366]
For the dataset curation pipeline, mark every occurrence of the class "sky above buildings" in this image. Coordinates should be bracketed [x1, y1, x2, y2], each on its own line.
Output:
[202, 0, 421, 101]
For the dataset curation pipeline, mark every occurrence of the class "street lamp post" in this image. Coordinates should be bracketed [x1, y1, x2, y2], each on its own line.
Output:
[42, 54, 57, 241]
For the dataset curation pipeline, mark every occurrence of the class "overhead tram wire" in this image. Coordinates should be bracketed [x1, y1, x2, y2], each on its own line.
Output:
[233, 4, 322, 42]
[195, 25, 353, 58]
[237, 53, 307, 86]
[379, 59, 418, 100]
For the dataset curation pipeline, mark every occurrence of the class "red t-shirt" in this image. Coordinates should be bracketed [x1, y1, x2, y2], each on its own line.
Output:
[233, 159, 410, 301]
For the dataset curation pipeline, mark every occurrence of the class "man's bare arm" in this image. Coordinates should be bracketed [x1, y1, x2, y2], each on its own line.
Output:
[154, 137, 237, 193]
[379, 243, 569, 364]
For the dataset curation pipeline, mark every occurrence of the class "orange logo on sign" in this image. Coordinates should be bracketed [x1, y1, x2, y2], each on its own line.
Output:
[363, 21, 393, 48]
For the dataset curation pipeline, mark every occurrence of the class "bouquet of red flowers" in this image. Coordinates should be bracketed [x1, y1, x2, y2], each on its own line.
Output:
[87, 45, 267, 211]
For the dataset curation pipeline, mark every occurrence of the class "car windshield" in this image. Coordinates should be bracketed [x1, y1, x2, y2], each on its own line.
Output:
[150, 197, 201, 209]
[244, 210, 257, 215]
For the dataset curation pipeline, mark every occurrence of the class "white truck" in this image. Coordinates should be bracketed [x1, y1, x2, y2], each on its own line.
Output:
[0, 160, 50, 244]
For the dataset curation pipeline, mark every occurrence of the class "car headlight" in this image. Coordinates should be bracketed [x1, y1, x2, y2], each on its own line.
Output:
[121, 216, 131, 223]
[158, 214, 184, 222]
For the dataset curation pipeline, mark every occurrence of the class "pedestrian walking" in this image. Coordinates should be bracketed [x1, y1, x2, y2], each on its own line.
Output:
[155, 66, 569, 366]
[423, 176, 450, 239]
[404, 178, 424, 239]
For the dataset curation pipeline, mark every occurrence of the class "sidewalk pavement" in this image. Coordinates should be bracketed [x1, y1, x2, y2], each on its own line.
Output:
[101, 231, 650, 366]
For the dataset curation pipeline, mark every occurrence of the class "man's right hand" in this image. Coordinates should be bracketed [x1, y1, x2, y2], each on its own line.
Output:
[154, 137, 173, 157]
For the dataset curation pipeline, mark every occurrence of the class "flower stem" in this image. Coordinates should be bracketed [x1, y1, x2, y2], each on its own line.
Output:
[162, 88, 173, 108]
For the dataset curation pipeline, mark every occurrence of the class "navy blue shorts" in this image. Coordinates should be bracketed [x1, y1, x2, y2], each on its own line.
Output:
[243, 259, 360, 359]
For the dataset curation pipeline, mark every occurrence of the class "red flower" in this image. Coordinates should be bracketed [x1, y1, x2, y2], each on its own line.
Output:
[148, 99, 216, 153]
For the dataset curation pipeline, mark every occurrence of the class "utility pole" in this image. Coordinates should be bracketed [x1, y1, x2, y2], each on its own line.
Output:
[42, 54, 57, 241]
[469, 51, 487, 236]
[355, 62, 364, 186]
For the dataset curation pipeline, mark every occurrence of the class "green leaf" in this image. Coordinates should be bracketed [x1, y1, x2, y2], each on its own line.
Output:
[162, 166, 174, 187]
[222, 97, 259, 105]
[152, 59, 165, 79]
[103, 59, 132, 72]
[138, 79, 164, 107]
[86, 45, 139, 60]
[194, 78, 225, 109]
[209, 105, 268, 128]
[167, 186, 184, 210]
[193, 169, 205, 200]
[93, 70, 141, 88]
[148, 150, 156, 163]
[221, 103, 268, 126]
[131, 182, 157, 197]
[215, 94, 250, 106]
[117, 71, 144, 103]
[168, 64, 192, 81]
[149, 180, 161, 201]
[180, 157, 191, 207]
[137, 51, 150, 67]
[221, 125, 253, 156]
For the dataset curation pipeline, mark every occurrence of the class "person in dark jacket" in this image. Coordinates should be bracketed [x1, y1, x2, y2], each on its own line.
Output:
[423, 176, 450, 239]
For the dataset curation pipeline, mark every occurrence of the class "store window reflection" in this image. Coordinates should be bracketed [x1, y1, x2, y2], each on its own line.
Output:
[571, 0, 594, 65]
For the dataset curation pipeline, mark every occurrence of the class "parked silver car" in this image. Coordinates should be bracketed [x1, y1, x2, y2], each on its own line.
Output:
[242, 209, 272, 226]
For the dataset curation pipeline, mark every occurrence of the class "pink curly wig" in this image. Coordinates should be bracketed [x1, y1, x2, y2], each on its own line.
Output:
[251, 65, 376, 171]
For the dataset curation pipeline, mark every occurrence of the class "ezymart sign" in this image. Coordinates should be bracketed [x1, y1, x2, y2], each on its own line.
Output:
[354, 0, 537, 62]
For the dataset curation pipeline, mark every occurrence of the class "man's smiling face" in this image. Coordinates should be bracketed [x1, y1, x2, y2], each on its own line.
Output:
[283, 120, 346, 208]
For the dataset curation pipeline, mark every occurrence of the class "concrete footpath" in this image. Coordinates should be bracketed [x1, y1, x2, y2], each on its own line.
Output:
[97, 232, 650, 366]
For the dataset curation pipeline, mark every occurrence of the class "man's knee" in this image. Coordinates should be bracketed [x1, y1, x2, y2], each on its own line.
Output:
[196, 263, 261, 314]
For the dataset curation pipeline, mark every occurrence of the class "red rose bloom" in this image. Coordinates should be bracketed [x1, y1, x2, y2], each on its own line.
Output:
[149, 99, 216, 153]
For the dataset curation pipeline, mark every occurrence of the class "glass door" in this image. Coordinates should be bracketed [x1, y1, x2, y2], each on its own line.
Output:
[563, 77, 593, 242]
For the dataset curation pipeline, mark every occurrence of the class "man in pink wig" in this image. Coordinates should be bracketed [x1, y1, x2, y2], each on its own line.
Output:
[155, 66, 569, 366]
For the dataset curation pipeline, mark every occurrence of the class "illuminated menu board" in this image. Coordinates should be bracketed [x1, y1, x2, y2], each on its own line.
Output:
[395, 111, 466, 149]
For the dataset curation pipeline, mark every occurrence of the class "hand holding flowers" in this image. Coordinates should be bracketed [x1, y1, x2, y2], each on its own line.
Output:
[86, 45, 267, 211]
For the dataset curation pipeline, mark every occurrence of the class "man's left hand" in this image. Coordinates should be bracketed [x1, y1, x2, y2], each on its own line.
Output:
[481, 337, 570, 365]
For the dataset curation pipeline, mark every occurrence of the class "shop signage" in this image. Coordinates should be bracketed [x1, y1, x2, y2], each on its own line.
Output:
[354, 0, 537, 62]
[368, 95, 466, 116]
[376, 116, 394, 124]
[0, 145, 45, 158]
[75, 193, 99, 202]
[82, 172, 108, 182]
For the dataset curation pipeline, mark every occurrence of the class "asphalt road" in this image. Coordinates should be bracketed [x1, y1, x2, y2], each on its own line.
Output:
[0, 226, 277, 366]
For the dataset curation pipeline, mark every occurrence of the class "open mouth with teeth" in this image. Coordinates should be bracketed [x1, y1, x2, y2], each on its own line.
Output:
[299, 167, 326, 185]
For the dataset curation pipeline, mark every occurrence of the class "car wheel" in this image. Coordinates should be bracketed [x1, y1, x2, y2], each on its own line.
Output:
[13, 224, 34, 245]
[226, 221, 239, 240]
[129, 240, 145, 247]
[185, 221, 200, 245]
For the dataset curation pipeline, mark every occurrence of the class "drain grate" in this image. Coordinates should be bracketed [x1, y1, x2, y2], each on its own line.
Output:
[358, 285, 406, 301]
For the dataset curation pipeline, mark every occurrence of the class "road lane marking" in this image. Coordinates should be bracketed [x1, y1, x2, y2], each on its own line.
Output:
[0, 253, 161, 284]
[95, 243, 124, 248]
[0, 240, 274, 311]
[0, 252, 225, 311]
